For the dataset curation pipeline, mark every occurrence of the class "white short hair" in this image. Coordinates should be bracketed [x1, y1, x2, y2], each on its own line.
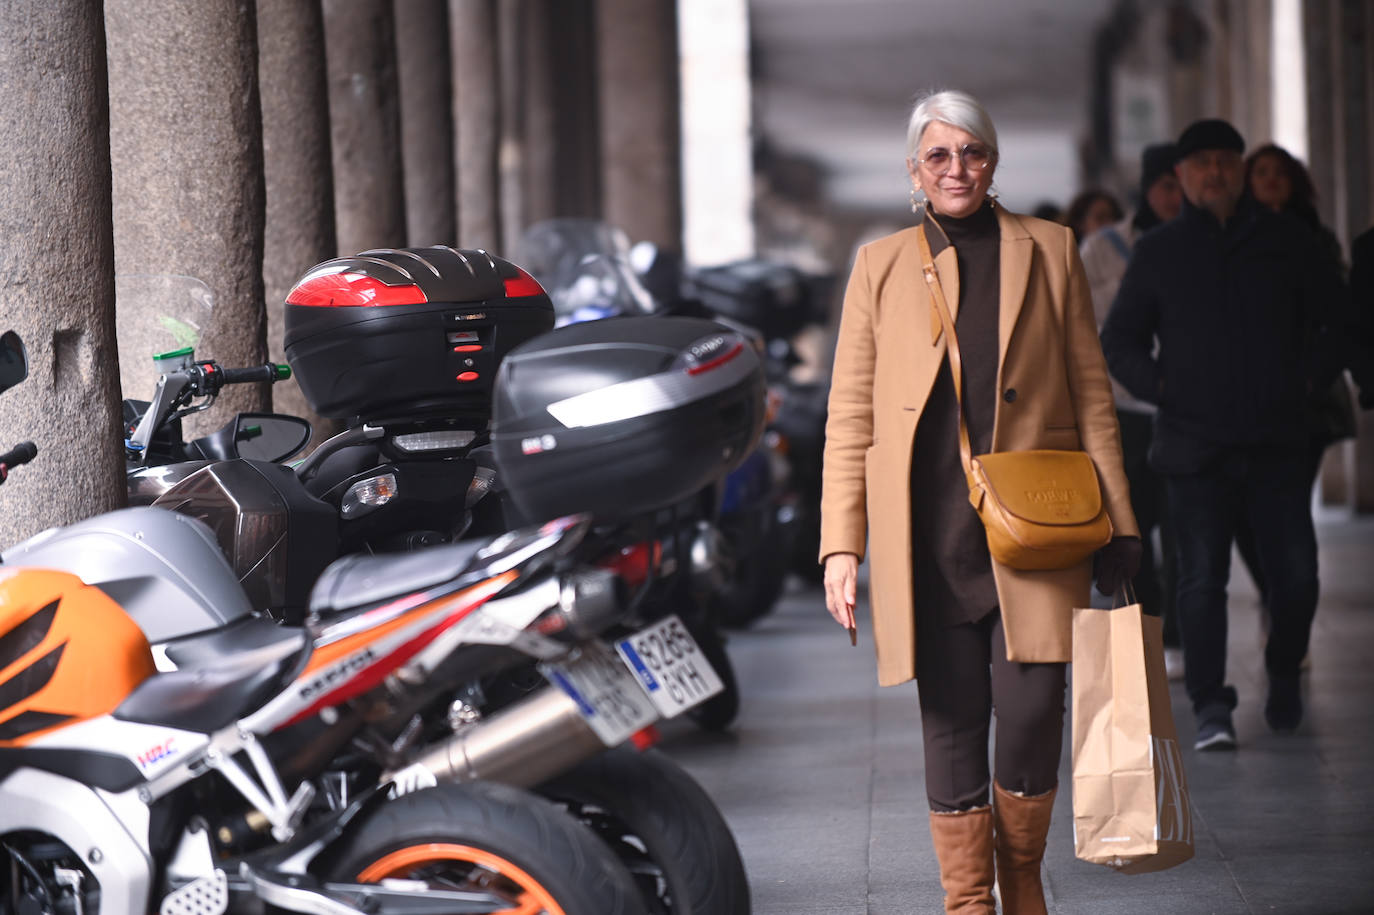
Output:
[905, 90, 999, 163]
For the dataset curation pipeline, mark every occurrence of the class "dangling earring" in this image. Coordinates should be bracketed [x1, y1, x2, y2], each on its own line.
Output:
[911, 186, 926, 218]
[986, 185, 999, 208]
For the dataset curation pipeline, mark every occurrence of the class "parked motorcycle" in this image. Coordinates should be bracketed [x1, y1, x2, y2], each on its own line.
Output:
[516, 220, 785, 714]
[74, 250, 757, 911]
[0, 330, 646, 915]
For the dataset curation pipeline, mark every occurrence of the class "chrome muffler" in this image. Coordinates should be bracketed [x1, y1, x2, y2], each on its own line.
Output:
[402, 686, 607, 788]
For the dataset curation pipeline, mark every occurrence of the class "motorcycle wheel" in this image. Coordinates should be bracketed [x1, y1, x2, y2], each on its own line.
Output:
[324, 781, 642, 915]
[685, 624, 740, 732]
[538, 747, 751, 915]
[715, 548, 789, 629]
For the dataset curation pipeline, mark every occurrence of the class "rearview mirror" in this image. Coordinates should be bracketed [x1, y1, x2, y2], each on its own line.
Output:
[0, 331, 28, 395]
[233, 413, 313, 463]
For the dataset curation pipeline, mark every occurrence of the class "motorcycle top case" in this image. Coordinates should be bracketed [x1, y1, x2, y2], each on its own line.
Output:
[283, 246, 554, 422]
[491, 316, 766, 522]
[690, 258, 815, 340]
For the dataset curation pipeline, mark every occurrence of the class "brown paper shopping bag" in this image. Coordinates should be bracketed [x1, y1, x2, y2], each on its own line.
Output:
[1071, 603, 1194, 873]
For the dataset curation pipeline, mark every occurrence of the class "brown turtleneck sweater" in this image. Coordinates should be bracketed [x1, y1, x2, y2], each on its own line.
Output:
[909, 201, 1001, 627]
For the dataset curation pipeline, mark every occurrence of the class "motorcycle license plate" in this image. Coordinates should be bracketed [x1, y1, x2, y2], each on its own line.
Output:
[616, 615, 724, 718]
[541, 643, 660, 746]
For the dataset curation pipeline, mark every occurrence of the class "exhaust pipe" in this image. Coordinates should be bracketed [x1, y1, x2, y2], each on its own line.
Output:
[402, 686, 608, 788]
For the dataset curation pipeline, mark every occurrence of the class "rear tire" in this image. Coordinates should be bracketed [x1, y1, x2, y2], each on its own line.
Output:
[539, 747, 751, 914]
[685, 624, 739, 731]
[324, 781, 642, 915]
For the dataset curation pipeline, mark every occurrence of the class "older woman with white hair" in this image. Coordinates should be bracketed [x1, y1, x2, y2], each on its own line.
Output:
[819, 90, 1141, 913]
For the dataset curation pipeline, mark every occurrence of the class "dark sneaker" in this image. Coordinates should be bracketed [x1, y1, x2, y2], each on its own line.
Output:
[1194, 708, 1237, 751]
[1265, 674, 1302, 732]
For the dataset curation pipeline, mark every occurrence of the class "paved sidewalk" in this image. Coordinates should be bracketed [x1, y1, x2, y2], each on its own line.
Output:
[664, 507, 1374, 914]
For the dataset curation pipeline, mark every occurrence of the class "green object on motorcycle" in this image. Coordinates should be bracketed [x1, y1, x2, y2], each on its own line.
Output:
[152, 345, 194, 372]
[273, 363, 292, 380]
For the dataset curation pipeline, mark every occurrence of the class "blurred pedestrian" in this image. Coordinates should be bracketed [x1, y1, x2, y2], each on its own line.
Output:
[1079, 142, 1185, 678]
[1235, 144, 1356, 632]
[821, 89, 1138, 914]
[1030, 200, 1063, 223]
[1350, 226, 1374, 405]
[1064, 189, 1123, 242]
[1102, 119, 1347, 751]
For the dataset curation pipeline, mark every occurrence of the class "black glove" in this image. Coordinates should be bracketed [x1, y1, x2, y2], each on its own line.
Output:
[1093, 536, 1143, 597]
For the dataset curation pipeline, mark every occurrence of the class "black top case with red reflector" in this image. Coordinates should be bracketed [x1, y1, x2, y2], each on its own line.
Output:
[490, 315, 767, 523]
[283, 247, 554, 423]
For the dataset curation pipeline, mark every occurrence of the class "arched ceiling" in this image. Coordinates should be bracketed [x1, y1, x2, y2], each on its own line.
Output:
[748, 0, 1119, 214]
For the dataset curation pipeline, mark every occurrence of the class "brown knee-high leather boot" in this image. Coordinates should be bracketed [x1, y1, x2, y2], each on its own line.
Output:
[927, 806, 996, 913]
[992, 781, 1056, 915]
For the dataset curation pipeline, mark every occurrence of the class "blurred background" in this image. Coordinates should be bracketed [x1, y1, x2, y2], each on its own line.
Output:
[1, 0, 1371, 542]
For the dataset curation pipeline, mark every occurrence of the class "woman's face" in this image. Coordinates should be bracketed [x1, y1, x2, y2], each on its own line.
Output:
[1078, 196, 1120, 237]
[1248, 153, 1292, 212]
[907, 120, 997, 219]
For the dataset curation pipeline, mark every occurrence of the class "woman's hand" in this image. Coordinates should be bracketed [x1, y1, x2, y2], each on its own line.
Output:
[823, 552, 859, 629]
[1093, 535, 1143, 597]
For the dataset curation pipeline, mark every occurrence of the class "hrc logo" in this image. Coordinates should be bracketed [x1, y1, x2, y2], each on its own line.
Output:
[136, 738, 176, 770]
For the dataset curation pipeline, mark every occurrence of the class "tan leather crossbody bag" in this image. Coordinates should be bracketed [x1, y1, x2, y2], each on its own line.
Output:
[916, 223, 1112, 570]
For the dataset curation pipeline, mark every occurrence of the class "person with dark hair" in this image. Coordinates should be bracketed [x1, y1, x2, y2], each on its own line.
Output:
[1079, 142, 1184, 677]
[1064, 188, 1123, 242]
[1030, 200, 1063, 223]
[1235, 144, 1356, 639]
[1102, 119, 1347, 751]
[1246, 144, 1332, 247]
[821, 89, 1138, 913]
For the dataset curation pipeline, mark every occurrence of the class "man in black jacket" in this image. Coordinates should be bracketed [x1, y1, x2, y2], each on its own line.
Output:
[1101, 119, 1346, 752]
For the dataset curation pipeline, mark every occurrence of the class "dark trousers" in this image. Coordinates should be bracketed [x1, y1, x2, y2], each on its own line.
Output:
[915, 609, 1066, 812]
[1117, 409, 1179, 646]
[1165, 447, 1319, 716]
[1232, 438, 1329, 606]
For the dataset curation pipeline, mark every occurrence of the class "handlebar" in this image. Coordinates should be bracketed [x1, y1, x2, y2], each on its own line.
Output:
[218, 362, 290, 386]
[126, 360, 292, 462]
[0, 440, 37, 483]
[200, 361, 291, 392]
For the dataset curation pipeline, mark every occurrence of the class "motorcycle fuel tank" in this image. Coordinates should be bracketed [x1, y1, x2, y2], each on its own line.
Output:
[491, 316, 766, 523]
[1, 506, 253, 643]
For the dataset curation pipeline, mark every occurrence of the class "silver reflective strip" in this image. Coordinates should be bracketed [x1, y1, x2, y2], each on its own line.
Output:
[545, 349, 756, 428]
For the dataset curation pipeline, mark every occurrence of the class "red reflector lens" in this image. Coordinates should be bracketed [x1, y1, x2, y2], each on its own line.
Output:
[286, 272, 428, 308]
[503, 267, 545, 299]
[630, 725, 661, 750]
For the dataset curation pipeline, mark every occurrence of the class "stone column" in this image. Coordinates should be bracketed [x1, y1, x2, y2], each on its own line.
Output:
[396, 0, 457, 246]
[547, 0, 601, 219]
[323, 0, 407, 255]
[451, 0, 502, 249]
[0, 0, 125, 544]
[107, 0, 268, 434]
[521, 0, 558, 229]
[498, 0, 526, 254]
[258, 0, 343, 447]
[595, 0, 682, 250]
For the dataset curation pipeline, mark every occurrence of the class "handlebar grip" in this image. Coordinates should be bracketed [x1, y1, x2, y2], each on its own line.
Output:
[0, 441, 37, 469]
[219, 363, 291, 385]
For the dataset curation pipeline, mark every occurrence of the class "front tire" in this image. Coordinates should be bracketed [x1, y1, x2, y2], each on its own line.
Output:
[324, 781, 642, 915]
[539, 747, 751, 914]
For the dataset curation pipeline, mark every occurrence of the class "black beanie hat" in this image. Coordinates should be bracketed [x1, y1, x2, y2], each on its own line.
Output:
[1174, 118, 1244, 160]
[1139, 143, 1178, 196]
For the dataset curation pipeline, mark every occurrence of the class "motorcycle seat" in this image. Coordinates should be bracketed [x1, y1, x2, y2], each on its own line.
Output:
[114, 617, 310, 733]
[307, 536, 494, 615]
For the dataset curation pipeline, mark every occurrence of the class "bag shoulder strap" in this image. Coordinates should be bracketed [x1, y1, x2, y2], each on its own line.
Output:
[1102, 225, 1131, 260]
[916, 223, 976, 477]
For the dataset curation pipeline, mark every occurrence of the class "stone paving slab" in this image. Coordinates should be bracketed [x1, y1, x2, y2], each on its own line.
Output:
[663, 508, 1374, 914]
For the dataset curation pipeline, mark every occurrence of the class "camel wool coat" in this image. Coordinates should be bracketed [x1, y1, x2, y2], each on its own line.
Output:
[819, 206, 1138, 686]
